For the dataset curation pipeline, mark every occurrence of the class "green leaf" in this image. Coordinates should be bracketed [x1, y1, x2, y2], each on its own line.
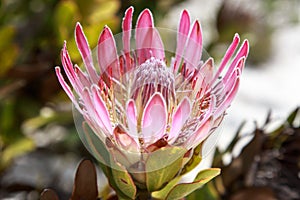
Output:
[0, 26, 18, 75]
[287, 107, 299, 126]
[111, 161, 137, 200]
[0, 26, 15, 49]
[186, 183, 219, 200]
[151, 176, 181, 200]
[54, 1, 78, 43]
[165, 168, 221, 200]
[145, 146, 186, 192]
[98, 163, 128, 199]
[0, 138, 35, 170]
[180, 144, 202, 175]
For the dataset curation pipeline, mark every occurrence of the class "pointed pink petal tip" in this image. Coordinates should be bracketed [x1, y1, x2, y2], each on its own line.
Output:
[99, 26, 113, 43]
[242, 39, 250, 58]
[137, 8, 154, 28]
[123, 6, 134, 30]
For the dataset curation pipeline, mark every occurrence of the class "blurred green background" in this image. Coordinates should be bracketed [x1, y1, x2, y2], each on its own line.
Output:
[0, 0, 299, 199]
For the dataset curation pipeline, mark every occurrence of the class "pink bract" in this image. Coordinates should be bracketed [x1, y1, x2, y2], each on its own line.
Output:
[56, 7, 249, 159]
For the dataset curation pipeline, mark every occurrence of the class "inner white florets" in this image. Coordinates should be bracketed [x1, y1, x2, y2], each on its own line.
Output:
[130, 57, 175, 106]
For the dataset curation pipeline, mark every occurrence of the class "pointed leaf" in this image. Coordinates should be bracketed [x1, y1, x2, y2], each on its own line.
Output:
[166, 168, 221, 200]
[287, 107, 300, 126]
[180, 143, 203, 175]
[151, 176, 182, 200]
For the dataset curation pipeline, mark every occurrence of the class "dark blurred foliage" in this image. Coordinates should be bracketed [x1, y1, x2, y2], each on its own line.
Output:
[209, 0, 299, 65]
[188, 108, 300, 200]
[40, 159, 99, 200]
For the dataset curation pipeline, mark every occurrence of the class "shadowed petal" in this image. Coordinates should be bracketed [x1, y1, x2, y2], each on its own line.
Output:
[126, 99, 138, 139]
[74, 64, 91, 88]
[113, 125, 139, 152]
[183, 20, 202, 71]
[136, 9, 164, 64]
[98, 26, 120, 79]
[200, 58, 214, 85]
[173, 10, 190, 72]
[142, 93, 167, 144]
[169, 97, 191, 144]
[215, 58, 244, 117]
[184, 117, 213, 149]
[183, 96, 215, 149]
[61, 43, 83, 93]
[91, 86, 112, 134]
[75, 23, 99, 83]
[193, 58, 214, 99]
[55, 67, 81, 112]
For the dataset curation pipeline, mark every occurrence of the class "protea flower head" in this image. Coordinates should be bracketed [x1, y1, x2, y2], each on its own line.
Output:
[55, 6, 249, 199]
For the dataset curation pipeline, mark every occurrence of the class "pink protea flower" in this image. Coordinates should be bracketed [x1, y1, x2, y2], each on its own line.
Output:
[55, 6, 248, 198]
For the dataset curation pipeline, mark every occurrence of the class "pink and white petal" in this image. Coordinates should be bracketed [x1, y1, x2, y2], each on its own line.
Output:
[81, 88, 100, 125]
[168, 97, 191, 144]
[122, 6, 133, 54]
[216, 77, 240, 118]
[222, 40, 249, 83]
[184, 117, 213, 149]
[211, 34, 240, 84]
[173, 9, 191, 73]
[142, 93, 167, 144]
[75, 23, 99, 83]
[113, 125, 139, 152]
[200, 58, 214, 85]
[74, 64, 91, 88]
[201, 94, 216, 123]
[61, 43, 82, 93]
[193, 58, 214, 98]
[91, 85, 113, 134]
[55, 67, 82, 112]
[183, 20, 203, 71]
[98, 26, 120, 79]
[136, 9, 165, 64]
[222, 56, 245, 84]
[214, 59, 243, 118]
[81, 88, 112, 138]
[126, 99, 138, 139]
[185, 95, 217, 149]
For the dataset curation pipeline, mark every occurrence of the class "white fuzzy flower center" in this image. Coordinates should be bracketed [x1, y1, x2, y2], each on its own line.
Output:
[130, 57, 175, 106]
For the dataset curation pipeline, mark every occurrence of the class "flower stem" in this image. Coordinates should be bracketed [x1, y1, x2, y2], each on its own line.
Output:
[136, 190, 151, 200]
